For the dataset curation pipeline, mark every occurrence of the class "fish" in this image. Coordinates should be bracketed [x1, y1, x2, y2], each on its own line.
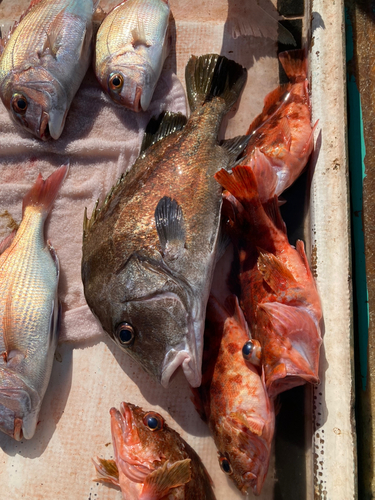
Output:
[81, 54, 249, 388]
[0, 0, 99, 140]
[95, 0, 171, 112]
[0, 164, 68, 440]
[92, 402, 217, 499]
[191, 295, 275, 496]
[214, 165, 322, 398]
[242, 49, 317, 202]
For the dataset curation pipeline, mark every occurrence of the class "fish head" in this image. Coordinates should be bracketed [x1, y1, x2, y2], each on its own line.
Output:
[215, 413, 272, 495]
[83, 252, 202, 388]
[1, 67, 68, 140]
[100, 54, 157, 112]
[109, 402, 191, 497]
[0, 369, 40, 441]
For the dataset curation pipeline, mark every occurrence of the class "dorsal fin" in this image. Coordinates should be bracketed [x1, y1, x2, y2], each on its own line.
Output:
[140, 112, 187, 154]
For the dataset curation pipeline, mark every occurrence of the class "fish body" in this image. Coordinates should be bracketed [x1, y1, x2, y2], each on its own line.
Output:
[95, 0, 170, 111]
[93, 402, 216, 499]
[82, 54, 248, 388]
[0, 0, 98, 140]
[243, 49, 315, 202]
[0, 165, 68, 440]
[192, 296, 275, 495]
[215, 165, 322, 398]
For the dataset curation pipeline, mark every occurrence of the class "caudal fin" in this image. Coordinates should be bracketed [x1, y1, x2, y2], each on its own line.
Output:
[278, 49, 307, 83]
[185, 54, 247, 113]
[22, 163, 69, 216]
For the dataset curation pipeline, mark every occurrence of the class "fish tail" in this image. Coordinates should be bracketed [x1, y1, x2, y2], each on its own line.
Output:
[22, 163, 69, 217]
[185, 54, 247, 113]
[278, 49, 307, 83]
[215, 165, 260, 212]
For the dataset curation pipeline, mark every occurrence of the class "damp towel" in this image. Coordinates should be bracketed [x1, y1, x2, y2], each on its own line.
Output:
[0, 67, 187, 343]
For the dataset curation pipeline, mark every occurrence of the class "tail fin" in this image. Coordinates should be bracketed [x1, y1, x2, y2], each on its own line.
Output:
[185, 54, 247, 113]
[215, 165, 260, 211]
[278, 49, 307, 83]
[22, 163, 69, 216]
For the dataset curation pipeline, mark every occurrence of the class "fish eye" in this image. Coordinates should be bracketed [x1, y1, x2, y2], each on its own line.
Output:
[115, 322, 135, 345]
[109, 73, 124, 92]
[11, 94, 28, 115]
[242, 339, 261, 366]
[143, 412, 164, 431]
[219, 456, 233, 475]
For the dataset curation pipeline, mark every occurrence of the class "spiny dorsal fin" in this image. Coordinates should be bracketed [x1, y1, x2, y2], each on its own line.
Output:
[141, 459, 192, 499]
[257, 250, 297, 292]
[140, 112, 187, 154]
[154, 197, 185, 260]
[83, 173, 127, 239]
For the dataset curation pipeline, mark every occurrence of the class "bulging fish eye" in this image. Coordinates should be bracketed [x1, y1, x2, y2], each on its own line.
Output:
[143, 412, 164, 431]
[109, 73, 124, 92]
[242, 339, 262, 366]
[219, 456, 233, 475]
[12, 94, 28, 115]
[115, 322, 135, 345]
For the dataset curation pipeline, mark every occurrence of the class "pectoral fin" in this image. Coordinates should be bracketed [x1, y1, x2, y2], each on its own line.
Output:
[92, 457, 120, 486]
[140, 459, 191, 499]
[155, 197, 185, 260]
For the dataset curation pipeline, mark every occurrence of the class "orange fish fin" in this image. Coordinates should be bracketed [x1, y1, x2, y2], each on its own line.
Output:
[300, 119, 318, 157]
[215, 165, 259, 209]
[247, 149, 278, 203]
[0, 230, 16, 255]
[263, 196, 287, 234]
[22, 164, 68, 217]
[140, 459, 191, 499]
[247, 84, 291, 136]
[92, 457, 120, 486]
[225, 295, 250, 335]
[257, 250, 297, 292]
[278, 49, 307, 83]
[278, 117, 292, 150]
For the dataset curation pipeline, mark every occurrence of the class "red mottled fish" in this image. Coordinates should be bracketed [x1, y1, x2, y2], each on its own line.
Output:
[214, 165, 322, 398]
[192, 295, 274, 496]
[243, 49, 317, 202]
[93, 402, 216, 499]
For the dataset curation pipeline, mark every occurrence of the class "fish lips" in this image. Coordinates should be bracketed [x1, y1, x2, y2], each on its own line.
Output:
[112, 291, 201, 388]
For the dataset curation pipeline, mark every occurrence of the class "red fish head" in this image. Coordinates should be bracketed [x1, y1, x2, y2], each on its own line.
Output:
[258, 302, 322, 398]
[215, 412, 273, 496]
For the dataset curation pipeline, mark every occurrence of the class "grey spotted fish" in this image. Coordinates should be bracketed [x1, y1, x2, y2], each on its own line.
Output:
[0, 0, 99, 140]
[95, 0, 170, 111]
[82, 54, 249, 388]
[93, 402, 216, 499]
[0, 165, 68, 440]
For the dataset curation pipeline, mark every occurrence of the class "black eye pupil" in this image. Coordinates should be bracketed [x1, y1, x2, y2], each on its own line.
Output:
[221, 459, 231, 473]
[147, 416, 158, 429]
[242, 341, 253, 357]
[112, 77, 121, 87]
[119, 328, 132, 343]
[17, 99, 26, 110]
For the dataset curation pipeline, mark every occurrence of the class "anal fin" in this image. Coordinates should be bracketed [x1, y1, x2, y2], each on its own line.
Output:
[220, 135, 250, 168]
[257, 250, 297, 292]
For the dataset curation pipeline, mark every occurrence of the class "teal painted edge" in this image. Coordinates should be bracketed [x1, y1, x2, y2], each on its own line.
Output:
[345, 8, 369, 391]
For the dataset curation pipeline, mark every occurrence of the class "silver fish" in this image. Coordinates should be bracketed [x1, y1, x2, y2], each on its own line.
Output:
[95, 0, 170, 111]
[0, 0, 99, 140]
[0, 165, 68, 440]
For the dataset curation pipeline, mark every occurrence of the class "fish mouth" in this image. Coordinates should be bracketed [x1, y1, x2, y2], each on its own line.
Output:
[110, 403, 155, 483]
[39, 111, 51, 141]
[161, 348, 201, 388]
